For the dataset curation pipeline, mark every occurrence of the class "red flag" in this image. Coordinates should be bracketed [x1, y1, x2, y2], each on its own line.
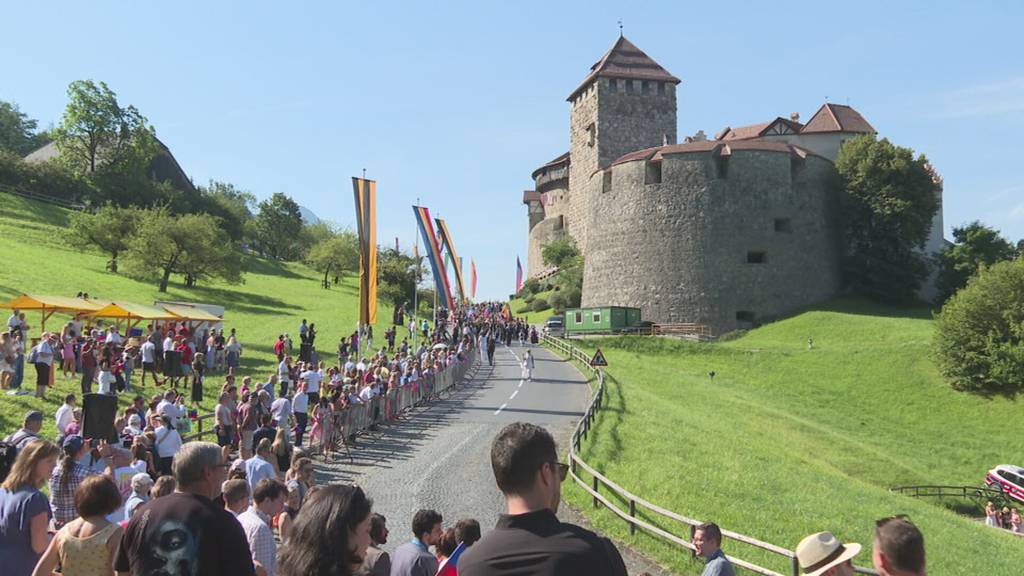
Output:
[515, 256, 523, 294]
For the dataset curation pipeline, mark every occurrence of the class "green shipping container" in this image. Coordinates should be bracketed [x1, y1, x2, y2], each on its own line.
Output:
[564, 306, 642, 334]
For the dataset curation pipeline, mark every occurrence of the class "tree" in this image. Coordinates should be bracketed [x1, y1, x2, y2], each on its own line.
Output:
[836, 135, 941, 302]
[54, 80, 157, 176]
[541, 237, 580, 269]
[540, 237, 584, 302]
[125, 208, 243, 292]
[935, 221, 1018, 302]
[0, 100, 51, 155]
[254, 192, 304, 260]
[377, 248, 420, 305]
[298, 220, 339, 260]
[933, 258, 1024, 394]
[66, 204, 142, 272]
[197, 180, 256, 243]
[306, 231, 359, 288]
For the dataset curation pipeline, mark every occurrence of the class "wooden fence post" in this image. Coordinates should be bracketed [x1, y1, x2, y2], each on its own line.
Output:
[593, 476, 600, 508]
[791, 556, 801, 576]
[629, 499, 636, 535]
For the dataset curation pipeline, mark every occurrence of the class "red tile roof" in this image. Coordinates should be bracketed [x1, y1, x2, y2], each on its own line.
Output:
[609, 139, 820, 167]
[531, 151, 570, 179]
[800, 103, 875, 134]
[716, 118, 805, 141]
[567, 36, 680, 101]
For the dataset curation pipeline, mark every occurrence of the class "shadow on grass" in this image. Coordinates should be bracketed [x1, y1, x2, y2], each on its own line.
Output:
[163, 285, 300, 313]
[805, 295, 936, 320]
[243, 256, 307, 280]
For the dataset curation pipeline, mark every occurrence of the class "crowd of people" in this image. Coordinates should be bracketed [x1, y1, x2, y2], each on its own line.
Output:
[985, 500, 1022, 532]
[0, 301, 933, 576]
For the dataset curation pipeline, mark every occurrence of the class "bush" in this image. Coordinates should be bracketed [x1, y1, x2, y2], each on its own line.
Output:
[548, 291, 567, 311]
[516, 305, 531, 314]
[530, 298, 551, 312]
[524, 295, 535, 305]
[933, 258, 1024, 393]
[520, 277, 540, 296]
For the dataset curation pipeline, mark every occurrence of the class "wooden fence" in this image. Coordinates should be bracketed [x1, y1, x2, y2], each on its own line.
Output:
[542, 333, 879, 576]
[0, 183, 87, 210]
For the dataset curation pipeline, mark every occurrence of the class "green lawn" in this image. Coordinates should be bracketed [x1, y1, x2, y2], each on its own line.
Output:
[509, 289, 561, 325]
[557, 298, 1024, 575]
[0, 191, 402, 438]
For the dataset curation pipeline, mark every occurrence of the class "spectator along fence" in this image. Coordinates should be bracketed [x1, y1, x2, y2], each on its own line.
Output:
[541, 334, 879, 576]
[183, 347, 479, 444]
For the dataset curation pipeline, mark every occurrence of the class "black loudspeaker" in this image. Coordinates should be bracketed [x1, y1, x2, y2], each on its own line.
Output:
[299, 343, 313, 363]
[163, 351, 183, 377]
[82, 393, 119, 444]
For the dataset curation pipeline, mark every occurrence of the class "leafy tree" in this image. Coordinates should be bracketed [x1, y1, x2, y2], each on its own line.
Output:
[54, 80, 157, 175]
[66, 204, 142, 272]
[125, 208, 243, 292]
[254, 192, 304, 260]
[933, 258, 1024, 394]
[306, 231, 359, 288]
[935, 221, 1018, 302]
[541, 237, 580, 268]
[298, 221, 339, 259]
[0, 100, 51, 155]
[377, 248, 420, 305]
[196, 180, 256, 243]
[836, 135, 941, 302]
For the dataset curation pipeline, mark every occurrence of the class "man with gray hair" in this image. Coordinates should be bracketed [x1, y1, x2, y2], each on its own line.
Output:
[124, 472, 154, 518]
[114, 441, 256, 576]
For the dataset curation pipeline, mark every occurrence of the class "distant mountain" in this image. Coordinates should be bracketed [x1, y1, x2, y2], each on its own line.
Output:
[298, 205, 321, 225]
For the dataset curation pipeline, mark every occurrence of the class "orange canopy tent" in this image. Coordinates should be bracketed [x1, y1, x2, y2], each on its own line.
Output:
[0, 294, 111, 332]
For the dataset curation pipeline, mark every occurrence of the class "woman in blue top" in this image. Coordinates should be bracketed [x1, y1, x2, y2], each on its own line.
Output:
[0, 439, 60, 576]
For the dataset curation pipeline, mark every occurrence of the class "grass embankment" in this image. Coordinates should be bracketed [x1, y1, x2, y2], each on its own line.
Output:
[509, 289, 559, 325]
[559, 298, 1024, 575]
[0, 191, 397, 438]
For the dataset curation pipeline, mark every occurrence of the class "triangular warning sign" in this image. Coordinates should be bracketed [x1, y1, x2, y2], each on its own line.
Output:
[590, 348, 608, 367]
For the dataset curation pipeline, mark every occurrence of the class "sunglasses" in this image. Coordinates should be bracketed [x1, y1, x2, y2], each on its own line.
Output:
[552, 462, 569, 483]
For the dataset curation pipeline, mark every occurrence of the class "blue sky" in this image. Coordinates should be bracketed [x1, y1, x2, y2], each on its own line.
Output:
[4, 1, 1023, 300]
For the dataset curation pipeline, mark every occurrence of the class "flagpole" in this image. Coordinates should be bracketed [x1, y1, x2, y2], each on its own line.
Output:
[413, 197, 419, 349]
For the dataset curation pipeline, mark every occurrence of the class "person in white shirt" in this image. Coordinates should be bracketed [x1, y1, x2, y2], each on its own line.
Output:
[105, 326, 123, 346]
[98, 362, 117, 395]
[270, 395, 292, 441]
[291, 383, 309, 448]
[140, 338, 159, 386]
[6, 310, 19, 332]
[245, 438, 277, 494]
[154, 415, 182, 475]
[156, 389, 185, 428]
[237, 478, 288, 576]
[55, 393, 76, 438]
[300, 366, 321, 404]
[355, 357, 367, 373]
[277, 357, 292, 397]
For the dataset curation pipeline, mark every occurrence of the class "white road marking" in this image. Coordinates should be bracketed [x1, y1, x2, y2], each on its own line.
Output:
[510, 390, 518, 399]
[518, 381, 523, 388]
[494, 403, 508, 415]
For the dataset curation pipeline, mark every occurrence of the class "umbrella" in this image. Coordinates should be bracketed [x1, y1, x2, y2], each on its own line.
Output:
[432, 343, 448, 350]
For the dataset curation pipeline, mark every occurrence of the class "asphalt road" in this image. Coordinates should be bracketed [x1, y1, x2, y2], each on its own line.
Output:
[316, 342, 674, 575]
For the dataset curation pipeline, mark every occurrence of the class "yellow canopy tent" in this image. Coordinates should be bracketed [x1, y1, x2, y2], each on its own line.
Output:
[88, 302, 182, 333]
[0, 294, 110, 332]
[158, 303, 221, 323]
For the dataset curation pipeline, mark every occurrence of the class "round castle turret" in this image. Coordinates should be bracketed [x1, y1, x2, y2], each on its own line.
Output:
[581, 140, 843, 334]
[524, 152, 571, 278]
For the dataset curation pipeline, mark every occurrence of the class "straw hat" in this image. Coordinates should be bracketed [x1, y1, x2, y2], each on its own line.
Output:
[795, 532, 861, 576]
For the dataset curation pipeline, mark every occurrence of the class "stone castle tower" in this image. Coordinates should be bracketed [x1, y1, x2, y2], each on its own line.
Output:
[523, 36, 943, 333]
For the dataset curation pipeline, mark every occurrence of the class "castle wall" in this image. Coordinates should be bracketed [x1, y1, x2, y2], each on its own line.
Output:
[568, 83, 600, 253]
[581, 150, 842, 334]
[527, 215, 567, 278]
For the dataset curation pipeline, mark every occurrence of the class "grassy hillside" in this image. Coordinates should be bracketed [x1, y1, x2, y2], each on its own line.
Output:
[560, 298, 1024, 575]
[0, 192, 399, 437]
[509, 289, 560, 325]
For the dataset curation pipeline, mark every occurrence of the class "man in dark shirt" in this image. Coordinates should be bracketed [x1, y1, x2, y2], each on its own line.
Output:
[114, 441, 255, 576]
[459, 422, 628, 576]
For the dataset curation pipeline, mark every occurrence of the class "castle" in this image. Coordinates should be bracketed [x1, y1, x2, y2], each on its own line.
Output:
[523, 36, 945, 334]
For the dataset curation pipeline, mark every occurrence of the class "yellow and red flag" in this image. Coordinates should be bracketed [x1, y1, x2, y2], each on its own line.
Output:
[352, 177, 378, 325]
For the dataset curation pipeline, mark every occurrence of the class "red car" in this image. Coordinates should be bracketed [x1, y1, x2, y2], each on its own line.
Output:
[985, 465, 1024, 503]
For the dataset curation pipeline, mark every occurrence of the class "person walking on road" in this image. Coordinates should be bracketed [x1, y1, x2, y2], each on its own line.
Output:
[486, 337, 496, 367]
[521, 350, 535, 382]
[459, 422, 628, 576]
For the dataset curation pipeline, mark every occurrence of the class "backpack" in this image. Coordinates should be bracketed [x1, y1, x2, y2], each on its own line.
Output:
[0, 441, 18, 483]
[27, 345, 39, 365]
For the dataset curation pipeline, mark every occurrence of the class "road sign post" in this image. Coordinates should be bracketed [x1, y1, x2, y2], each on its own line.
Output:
[590, 348, 608, 367]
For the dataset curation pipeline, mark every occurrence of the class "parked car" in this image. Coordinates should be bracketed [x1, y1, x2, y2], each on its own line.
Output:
[543, 315, 564, 335]
[985, 464, 1024, 503]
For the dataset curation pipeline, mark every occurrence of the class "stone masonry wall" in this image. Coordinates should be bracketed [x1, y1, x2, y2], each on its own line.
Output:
[527, 215, 567, 278]
[581, 150, 842, 334]
[568, 83, 599, 253]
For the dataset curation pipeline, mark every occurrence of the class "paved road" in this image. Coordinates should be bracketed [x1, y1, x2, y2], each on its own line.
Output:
[316, 342, 674, 575]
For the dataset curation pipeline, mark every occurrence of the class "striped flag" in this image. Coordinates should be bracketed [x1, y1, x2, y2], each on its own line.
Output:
[515, 256, 523, 294]
[470, 259, 477, 299]
[413, 206, 455, 310]
[352, 177, 378, 325]
[436, 542, 467, 576]
[435, 218, 467, 303]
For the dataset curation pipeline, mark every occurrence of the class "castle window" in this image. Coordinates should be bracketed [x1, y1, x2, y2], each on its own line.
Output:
[626, 79, 634, 93]
[586, 123, 595, 147]
[747, 251, 767, 264]
[645, 160, 662, 184]
[736, 311, 756, 323]
[790, 156, 804, 182]
[774, 218, 792, 233]
[657, 82, 665, 95]
[609, 78, 617, 92]
[715, 156, 729, 179]
[602, 170, 613, 193]
[574, 311, 583, 324]
[642, 81, 650, 94]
